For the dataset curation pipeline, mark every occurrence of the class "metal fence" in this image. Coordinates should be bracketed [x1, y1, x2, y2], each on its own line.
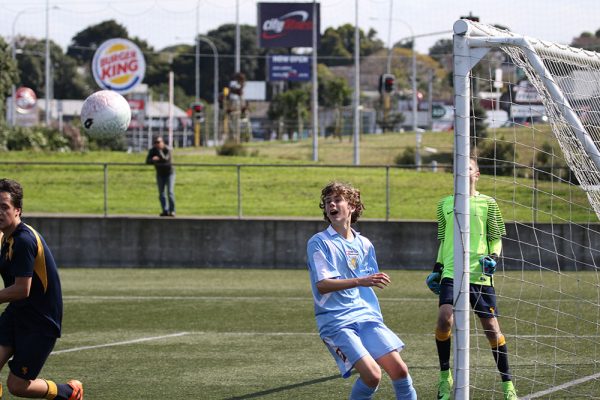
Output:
[0, 161, 437, 220]
[0, 160, 580, 222]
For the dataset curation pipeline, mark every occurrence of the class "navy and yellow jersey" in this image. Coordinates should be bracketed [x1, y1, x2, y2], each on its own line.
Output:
[436, 193, 506, 285]
[0, 222, 62, 337]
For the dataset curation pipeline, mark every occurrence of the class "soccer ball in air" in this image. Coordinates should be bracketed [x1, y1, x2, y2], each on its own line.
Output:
[80, 90, 131, 136]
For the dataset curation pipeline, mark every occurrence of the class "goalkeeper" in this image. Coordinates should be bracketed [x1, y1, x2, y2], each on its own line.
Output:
[426, 157, 517, 400]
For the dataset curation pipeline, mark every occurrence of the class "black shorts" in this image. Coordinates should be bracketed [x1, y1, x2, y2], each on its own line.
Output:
[439, 278, 499, 318]
[0, 309, 57, 380]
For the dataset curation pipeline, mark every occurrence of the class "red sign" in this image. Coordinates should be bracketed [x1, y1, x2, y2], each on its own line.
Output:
[128, 99, 145, 111]
[15, 87, 37, 113]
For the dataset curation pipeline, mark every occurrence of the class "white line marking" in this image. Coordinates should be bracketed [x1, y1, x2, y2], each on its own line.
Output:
[520, 371, 600, 399]
[63, 295, 591, 303]
[63, 295, 434, 302]
[51, 332, 189, 355]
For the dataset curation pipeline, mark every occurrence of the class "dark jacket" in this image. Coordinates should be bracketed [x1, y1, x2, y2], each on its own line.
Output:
[146, 146, 174, 176]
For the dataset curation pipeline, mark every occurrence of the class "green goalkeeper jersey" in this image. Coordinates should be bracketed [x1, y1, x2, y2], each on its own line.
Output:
[436, 192, 506, 285]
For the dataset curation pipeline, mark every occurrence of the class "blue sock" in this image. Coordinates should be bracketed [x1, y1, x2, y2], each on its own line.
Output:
[392, 375, 417, 400]
[349, 377, 378, 400]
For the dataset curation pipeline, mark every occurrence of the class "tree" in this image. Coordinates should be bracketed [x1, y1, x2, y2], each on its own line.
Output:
[129, 36, 170, 90]
[0, 37, 19, 123]
[166, 24, 277, 103]
[318, 24, 384, 66]
[66, 20, 129, 65]
[267, 88, 310, 139]
[67, 21, 170, 95]
[317, 64, 351, 139]
[571, 30, 600, 51]
[14, 37, 87, 99]
[428, 38, 453, 70]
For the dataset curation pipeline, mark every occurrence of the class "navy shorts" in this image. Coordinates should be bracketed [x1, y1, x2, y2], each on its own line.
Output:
[439, 278, 499, 318]
[0, 309, 57, 380]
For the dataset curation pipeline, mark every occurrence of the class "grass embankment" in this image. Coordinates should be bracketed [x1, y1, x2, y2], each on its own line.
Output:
[0, 126, 595, 222]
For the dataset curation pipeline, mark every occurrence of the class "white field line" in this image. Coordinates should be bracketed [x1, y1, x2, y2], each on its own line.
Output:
[51, 332, 190, 355]
[63, 295, 593, 303]
[50, 330, 600, 398]
[520, 371, 600, 399]
[52, 331, 326, 356]
[63, 295, 435, 302]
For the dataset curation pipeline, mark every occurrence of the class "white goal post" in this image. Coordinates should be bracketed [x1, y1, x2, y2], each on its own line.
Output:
[453, 19, 600, 399]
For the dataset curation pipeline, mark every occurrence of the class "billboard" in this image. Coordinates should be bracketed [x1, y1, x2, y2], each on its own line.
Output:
[268, 55, 311, 81]
[91, 38, 146, 94]
[257, 2, 320, 48]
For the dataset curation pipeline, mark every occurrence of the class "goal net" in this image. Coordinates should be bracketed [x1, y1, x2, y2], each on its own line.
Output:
[452, 19, 600, 399]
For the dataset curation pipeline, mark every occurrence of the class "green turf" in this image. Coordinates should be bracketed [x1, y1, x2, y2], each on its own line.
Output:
[3, 268, 596, 399]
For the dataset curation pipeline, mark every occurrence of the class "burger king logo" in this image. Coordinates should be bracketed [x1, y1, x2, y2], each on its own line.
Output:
[92, 38, 146, 94]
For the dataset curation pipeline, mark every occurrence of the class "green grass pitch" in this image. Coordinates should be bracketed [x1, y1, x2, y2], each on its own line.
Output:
[12, 268, 599, 399]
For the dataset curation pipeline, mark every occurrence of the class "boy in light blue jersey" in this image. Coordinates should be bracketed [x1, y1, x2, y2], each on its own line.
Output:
[307, 181, 417, 400]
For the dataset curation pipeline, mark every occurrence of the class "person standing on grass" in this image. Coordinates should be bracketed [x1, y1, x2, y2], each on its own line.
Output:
[425, 157, 517, 400]
[307, 181, 417, 400]
[0, 178, 83, 400]
[146, 136, 176, 217]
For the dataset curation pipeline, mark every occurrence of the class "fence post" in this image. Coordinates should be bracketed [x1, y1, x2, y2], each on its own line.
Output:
[103, 163, 108, 217]
[237, 164, 242, 219]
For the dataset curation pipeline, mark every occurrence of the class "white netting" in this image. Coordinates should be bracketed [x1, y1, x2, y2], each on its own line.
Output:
[457, 21, 600, 399]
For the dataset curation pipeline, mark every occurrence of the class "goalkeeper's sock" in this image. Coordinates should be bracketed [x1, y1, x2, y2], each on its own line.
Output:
[349, 377, 378, 400]
[490, 335, 513, 381]
[392, 375, 417, 400]
[436, 328, 452, 371]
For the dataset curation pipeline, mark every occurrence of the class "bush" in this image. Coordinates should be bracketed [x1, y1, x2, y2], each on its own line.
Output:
[394, 146, 415, 166]
[475, 136, 515, 176]
[0, 124, 71, 151]
[216, 140, 247, 156]
[84, 132, 127, 151]
[535, 141, 575, 183]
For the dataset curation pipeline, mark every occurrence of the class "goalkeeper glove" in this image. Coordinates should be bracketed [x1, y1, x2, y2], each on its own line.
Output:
[479, 254, 498, 276]
[425, 262, 444, 295]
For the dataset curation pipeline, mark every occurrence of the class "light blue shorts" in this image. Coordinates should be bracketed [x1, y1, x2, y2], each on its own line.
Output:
[321, 320, 405, 378]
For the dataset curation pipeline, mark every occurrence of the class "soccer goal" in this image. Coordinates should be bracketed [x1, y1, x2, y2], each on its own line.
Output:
[452, 19, 600, 399]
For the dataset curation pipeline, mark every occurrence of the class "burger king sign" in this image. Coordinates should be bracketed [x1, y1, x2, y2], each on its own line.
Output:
[92, 38, 146, 94]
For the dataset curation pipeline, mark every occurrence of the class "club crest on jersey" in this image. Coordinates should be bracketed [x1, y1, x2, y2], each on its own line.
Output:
[346, 249, 359, 270]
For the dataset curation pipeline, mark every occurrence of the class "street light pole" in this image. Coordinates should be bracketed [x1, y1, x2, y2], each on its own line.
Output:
[44, 0, 51, 126]
[353, 0, 360, 166]
[195, 1, 200, 102]
[381, 17, 419, 166]
[386, 0, 393, 74]
[384, 23, 452, 170]
[311, 0, 319, 162]
[10, 9, 29, 127]
[412, 39, 421, 169]
[197, 36, 220, 146]
[235, 0, 240, 73]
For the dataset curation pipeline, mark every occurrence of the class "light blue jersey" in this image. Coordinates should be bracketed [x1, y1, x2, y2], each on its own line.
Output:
[307, 226, 384, 337]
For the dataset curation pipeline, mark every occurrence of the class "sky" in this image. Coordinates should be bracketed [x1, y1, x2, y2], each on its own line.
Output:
[1, 0, 600, 55]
